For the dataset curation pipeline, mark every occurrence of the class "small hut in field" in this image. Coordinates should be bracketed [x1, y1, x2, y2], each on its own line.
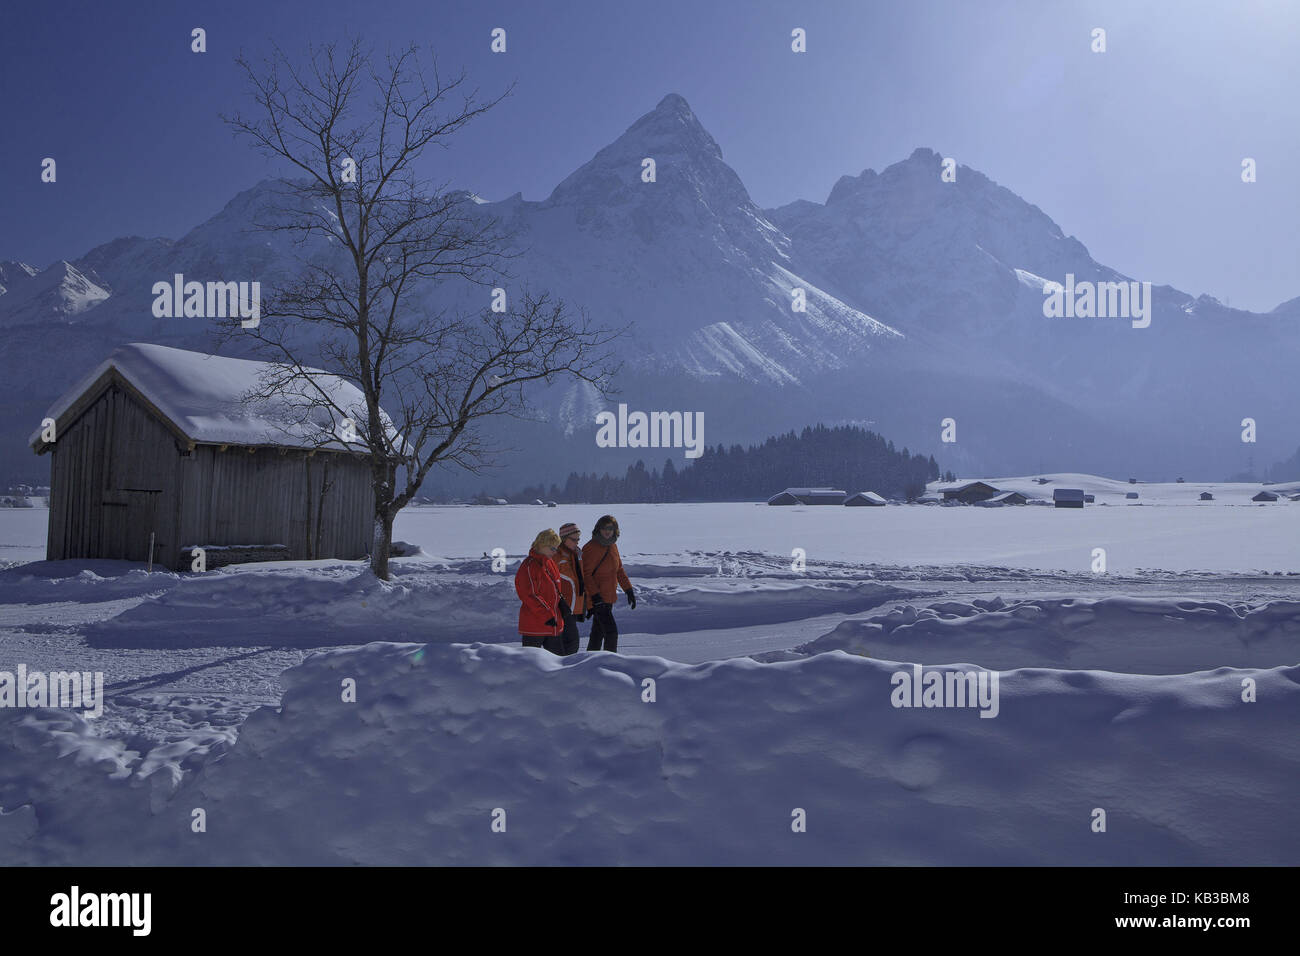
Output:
[30, 343, 403, 571]
[845, 491, 887, 506]
[768, 487, 847, 505]
[939, 481, 1000, 504]
[1253, 491, 1279, 502]
[989, 491, 1029, 505]
[1053, 488, 1086, 508]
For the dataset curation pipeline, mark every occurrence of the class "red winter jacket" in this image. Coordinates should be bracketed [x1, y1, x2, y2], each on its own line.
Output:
[515, 549, 564, 638]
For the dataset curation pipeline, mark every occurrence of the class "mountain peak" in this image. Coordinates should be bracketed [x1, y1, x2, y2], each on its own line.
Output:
[655, 92, 693, 115]
[546, 93, 730, 205]
[826, 168, 877, 205]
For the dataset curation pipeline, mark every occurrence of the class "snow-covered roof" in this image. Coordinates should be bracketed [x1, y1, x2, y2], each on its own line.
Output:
[847, 491, 887, 502]
[31, 343, 407, 454]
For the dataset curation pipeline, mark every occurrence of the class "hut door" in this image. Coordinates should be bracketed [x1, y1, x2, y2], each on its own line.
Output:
[100, 488, 162, 562]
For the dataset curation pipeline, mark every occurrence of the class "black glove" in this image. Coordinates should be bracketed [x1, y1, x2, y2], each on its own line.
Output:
[589, 593, 604, 607]
[544, 618, 556, 627]
[625, 587, 636, 609]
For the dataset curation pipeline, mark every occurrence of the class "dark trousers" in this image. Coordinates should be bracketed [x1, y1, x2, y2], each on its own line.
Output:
[522, 633, 567, 655]
[586, 604, 618, 653]
[561, 612, 581, 656]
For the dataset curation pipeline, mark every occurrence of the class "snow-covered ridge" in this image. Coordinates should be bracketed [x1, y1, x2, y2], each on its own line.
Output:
[796, 595, 1300, 673]
[1, 639, 1295, 864]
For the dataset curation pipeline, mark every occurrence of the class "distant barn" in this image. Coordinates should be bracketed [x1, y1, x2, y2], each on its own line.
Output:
[939, 481, 1000, 504]
[1199, 492, 1214, 501]
[845, 491, 887, 506]
[767, 487, 847, 505]
[1053, 488, 1086, 508]
[30, 343, 401, 571]
[1125, 491, 1139, 500]
[989, 491, 1029, 505]
[1252, 491, 1279, 502]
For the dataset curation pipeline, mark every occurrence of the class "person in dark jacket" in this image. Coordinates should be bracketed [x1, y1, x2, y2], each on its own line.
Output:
[552, 522, 586, 656]
[515, 529, 569, 655]
[579, 514, 636, 652]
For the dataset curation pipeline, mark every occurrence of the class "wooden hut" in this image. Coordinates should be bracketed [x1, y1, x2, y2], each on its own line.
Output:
[845, 491, 887, 506]
[1252, 491, 1279, 502]
[1199, 492, 1214, 501]
[30, 343, 401, 571]
[988, 491, 1029, 505]
[939, 481, 1000, 504]
[1053, 488, 1086, 508]
[767, 487, 847, 505]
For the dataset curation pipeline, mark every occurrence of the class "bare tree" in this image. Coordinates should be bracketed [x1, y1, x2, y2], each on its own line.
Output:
[221, 39, 621, 579]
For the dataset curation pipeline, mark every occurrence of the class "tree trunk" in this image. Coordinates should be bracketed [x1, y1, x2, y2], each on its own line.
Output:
[315, 458, 331, 560]
[370, 509, 394, 580]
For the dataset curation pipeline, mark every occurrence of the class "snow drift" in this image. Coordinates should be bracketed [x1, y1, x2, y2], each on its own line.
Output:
[795, 596, 1300, 674]
[2, 641, 1296, 865]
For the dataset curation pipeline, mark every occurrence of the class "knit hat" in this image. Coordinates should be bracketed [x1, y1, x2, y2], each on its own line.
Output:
[558, 522, 581, 538]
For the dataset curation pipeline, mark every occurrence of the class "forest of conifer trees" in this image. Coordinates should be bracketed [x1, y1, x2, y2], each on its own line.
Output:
[497, 424, 940, 504]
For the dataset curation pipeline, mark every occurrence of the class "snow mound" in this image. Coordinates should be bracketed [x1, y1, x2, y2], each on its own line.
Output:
[799, 596, 1300, 673]
[2, 642, 1297, 864]
[82, 568, 501, 648]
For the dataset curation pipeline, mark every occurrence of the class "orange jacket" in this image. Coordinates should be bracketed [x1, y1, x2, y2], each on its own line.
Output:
[580, 539, 632, 606]
[553, 544, 586, 615]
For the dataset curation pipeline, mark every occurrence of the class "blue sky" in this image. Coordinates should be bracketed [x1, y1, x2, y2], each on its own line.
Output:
[3, 0, 1297, 311]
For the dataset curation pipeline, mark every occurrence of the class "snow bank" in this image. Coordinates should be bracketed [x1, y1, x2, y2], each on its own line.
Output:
[2, 641, 1296, 865]
[77, 561, 910, 648]
[796, 597, 1300, 673]
[81, 567, 497, 648]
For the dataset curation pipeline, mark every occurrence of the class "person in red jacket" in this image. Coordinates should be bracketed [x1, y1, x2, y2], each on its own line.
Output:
[515, 529, 569, 654]
[580, 514, 636, 652]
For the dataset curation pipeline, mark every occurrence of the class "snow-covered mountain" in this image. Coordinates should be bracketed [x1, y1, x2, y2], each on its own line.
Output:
[491, 93, 904, 386]
[4, 93, 1298, 490]
[0, 259, 110, 324]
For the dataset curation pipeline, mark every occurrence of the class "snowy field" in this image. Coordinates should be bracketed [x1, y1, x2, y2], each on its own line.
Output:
[1, 485, 1298, 865]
